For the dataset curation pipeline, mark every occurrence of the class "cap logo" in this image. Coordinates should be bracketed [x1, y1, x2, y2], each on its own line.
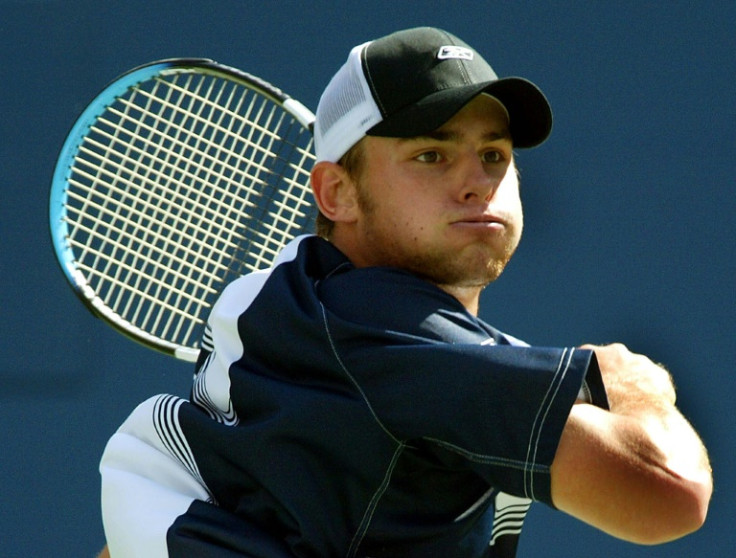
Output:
[437, 45, 474, 61]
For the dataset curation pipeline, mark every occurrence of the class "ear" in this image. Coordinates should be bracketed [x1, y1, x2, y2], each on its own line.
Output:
[310, 161, 359, 223]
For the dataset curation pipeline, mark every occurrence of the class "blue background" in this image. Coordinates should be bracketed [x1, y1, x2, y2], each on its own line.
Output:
[2, 1, 734, 556]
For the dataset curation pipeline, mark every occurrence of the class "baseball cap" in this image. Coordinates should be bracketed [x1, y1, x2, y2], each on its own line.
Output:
[313, 27, 553, 163]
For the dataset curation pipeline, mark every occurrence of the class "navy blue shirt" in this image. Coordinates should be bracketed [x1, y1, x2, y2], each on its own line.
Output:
[164, 235, 608, 557]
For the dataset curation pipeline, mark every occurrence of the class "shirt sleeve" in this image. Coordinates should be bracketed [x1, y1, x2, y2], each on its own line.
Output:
[318, 266, 607, 505]
[100, 394, 300, 557]
[100, 395, 211, 557]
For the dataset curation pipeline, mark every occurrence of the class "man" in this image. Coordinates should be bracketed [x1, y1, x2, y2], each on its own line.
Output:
[99, 27, 712, 557]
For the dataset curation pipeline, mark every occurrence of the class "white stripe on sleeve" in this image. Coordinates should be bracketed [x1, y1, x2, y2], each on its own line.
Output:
[100, 395, 211, 557]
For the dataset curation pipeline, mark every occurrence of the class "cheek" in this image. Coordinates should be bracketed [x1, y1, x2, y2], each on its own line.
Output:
[513, 200, 524, 236]
[516, 209, 524, 240]
[502, 176, 523, 215]
[367, 181, 426, 231]
[502, 185, 524, 239]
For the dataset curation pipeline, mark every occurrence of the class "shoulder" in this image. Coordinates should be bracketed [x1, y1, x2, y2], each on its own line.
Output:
[319, 266, 498, 344]
[212, 235, 346, 314]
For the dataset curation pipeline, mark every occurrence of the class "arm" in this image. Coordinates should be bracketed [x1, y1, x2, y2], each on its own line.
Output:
[550, 343, 712, 544]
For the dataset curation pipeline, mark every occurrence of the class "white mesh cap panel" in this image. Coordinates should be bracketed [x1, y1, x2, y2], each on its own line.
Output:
[314, 42, 383, 163]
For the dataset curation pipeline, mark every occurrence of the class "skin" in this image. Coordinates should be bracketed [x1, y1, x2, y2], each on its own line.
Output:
[311, 94, 712, 544]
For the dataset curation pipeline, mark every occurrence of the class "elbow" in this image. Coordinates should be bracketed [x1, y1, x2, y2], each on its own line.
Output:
[632, 474, 713, 545]
[619, 419, 714, 544]
[552, 404, 713, 545]
[647, 450, 714, 545]
[669, 477, 712, 541]
[686, 473, 713, 533]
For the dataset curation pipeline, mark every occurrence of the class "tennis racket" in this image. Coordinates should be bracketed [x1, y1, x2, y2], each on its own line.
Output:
[49, 59, 317, 362]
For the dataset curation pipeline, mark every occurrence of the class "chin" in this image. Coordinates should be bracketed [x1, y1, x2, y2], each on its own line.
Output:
[463, 247, 514, 283]
[428, 257, 510, 289]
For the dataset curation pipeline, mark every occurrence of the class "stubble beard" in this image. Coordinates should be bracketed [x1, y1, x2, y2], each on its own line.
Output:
[356, 185, 519, 290]
[414, 239, 516, 289]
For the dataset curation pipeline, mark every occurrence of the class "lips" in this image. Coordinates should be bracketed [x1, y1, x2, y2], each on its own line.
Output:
[451, 213, 508, 227]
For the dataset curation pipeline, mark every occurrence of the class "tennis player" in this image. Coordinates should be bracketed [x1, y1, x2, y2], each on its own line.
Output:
[99, 27, 711, 557]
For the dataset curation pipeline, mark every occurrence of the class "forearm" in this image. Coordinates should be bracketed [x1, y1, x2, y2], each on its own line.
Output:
[551, 344, 712, 544]
[593, 344, 712, 496]
[633, 400, 712, 493]
[553, 403, 711, 544]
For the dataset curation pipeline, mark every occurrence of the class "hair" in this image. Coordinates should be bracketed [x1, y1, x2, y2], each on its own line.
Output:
[314, 139, 366, 239]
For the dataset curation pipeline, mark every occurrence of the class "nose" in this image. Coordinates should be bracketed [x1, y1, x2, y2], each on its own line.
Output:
[457, 153, 504, 203]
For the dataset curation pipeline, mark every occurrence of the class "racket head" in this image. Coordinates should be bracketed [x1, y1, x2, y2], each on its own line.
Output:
[50, 59, 317, 361]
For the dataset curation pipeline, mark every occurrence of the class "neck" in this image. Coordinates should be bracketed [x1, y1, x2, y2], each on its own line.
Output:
[329, 233, 484, 316]
[434, 284, 482, 316]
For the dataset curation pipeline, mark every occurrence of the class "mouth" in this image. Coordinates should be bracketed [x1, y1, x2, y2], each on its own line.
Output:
[451, 213, 508, 228]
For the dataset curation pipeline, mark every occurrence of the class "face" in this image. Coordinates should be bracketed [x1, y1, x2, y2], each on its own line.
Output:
[348, 94, 523, 291]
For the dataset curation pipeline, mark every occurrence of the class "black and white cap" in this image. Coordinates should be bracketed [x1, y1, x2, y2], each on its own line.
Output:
[314, 27, 553, 163]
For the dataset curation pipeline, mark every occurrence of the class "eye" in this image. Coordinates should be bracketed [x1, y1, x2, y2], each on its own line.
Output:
[415, 150, 443, 163]
[481, 150, 504, 164]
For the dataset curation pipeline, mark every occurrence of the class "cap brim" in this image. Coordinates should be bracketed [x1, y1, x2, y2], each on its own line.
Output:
[367, 77, 552, 148]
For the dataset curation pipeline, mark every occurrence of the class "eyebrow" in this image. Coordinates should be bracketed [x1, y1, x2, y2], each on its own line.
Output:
[399, 128, 511, 144]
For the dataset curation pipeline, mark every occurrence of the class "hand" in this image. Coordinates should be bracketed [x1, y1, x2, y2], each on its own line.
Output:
[581, 343, 676, 414]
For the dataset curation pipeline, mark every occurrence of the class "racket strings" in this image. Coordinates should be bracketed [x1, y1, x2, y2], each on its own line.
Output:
[115, 78, 181, 332]
[69, 77, 221, 343]
[239, 116, 315, 271]
[126, 73, 244, 339]
[63, 69, 315, 349]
